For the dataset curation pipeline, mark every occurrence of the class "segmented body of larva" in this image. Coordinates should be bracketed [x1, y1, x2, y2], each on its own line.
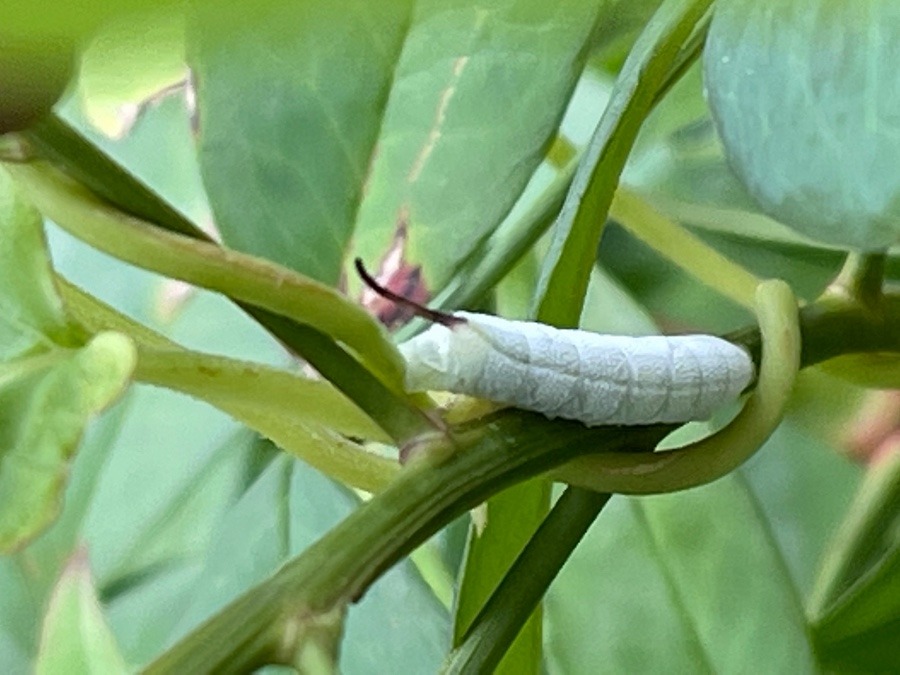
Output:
[400, 312, 755, 426]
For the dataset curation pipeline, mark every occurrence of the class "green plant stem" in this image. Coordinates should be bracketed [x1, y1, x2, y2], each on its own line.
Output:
[144, 417, 669, 674]
[611, 187, 761, 310]
[4, 160, 435, 444]
[727, 295, 900, 370]
[442, 487, 611, 675]
[58, 277, 400, 491]
[24, 115, 206, 239]
[6, 160, 404, 386]
[146, 289, 900, 673]
[535, 0, 715, 326]
[826, 251, 887, 308]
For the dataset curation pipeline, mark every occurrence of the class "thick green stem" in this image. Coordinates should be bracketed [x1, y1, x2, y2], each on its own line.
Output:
[145, 289, 900, 673]
[144, 417, 669, 674]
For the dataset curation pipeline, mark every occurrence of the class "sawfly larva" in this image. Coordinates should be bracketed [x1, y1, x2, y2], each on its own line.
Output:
[356, 260, 754, 426]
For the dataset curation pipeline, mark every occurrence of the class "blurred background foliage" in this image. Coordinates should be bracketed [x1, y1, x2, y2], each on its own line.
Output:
[2, 0, 898, 672]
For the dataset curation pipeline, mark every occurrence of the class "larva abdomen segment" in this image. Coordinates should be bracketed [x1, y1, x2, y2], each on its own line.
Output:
[399, 312, 754, 426]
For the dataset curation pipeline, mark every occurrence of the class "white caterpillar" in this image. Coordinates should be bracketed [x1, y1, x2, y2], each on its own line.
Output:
[355, 260, 754, 426]
[399, 313, 754, 426]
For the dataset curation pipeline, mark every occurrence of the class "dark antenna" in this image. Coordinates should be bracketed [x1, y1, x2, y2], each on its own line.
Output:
[355, 258, 464, 327]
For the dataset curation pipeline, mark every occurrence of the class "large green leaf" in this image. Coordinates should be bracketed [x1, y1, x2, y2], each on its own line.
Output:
[0, 167, 136, 553]
[545, 421, 860, 673]
[705, 0, 900, 251]
[190, 0, 416, 285]
[34, 551, 129, 675]
[351, 0, 604, 293]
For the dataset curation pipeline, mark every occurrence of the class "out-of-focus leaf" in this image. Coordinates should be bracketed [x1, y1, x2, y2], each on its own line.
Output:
[705, 0, 900, 250]
[352, 0, 604, 294]
[546, 421, 860, 673]
[0, 167, 72, 358]
[0, 332, 136, 553]
[809, 450, 900, 672]
[35, 550, 128, 675]
[610, 187, 761, 310]
[342, 551, 449, 674]
[77, 10, 186, 139]
[818, 352, 900, 390]
[190, 0, 415, 285]
[101, 431, 273, 665]
[0, 166, 136, 552]
[0, 398, 130, 660]
[166, 454, 298, 644]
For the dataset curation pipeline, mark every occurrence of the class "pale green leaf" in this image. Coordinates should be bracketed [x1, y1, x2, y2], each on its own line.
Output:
[352, 0, 604, 293]
[190, 0, 415, 284]
[35, 550, 129, 675]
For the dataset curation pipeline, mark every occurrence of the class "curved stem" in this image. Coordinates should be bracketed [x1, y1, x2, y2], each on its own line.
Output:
[59, 276, 399, 491]
[7, 161, 405, 388]
[5, 160, 437, 444]
[552, 279, 801, 493]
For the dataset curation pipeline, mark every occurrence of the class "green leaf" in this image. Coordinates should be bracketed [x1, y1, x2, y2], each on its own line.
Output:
[169, 454, 299, 639]
[622, 64, 828, 249]
[0, 165, 136, 552]
[0, 332, 136, 553]
[352, 0, 604, 292]
[818, 352, 900, 390]
[35, 550, 129, 675]
[101, 431, 274, 665]
[0, 167, 71, 359]
[705, 0, 900, 250]
[0, 399, 130, 658]
[190, 0, 415, 285]
[809, 450, 900, 672]
[546, 421, 860, 673]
